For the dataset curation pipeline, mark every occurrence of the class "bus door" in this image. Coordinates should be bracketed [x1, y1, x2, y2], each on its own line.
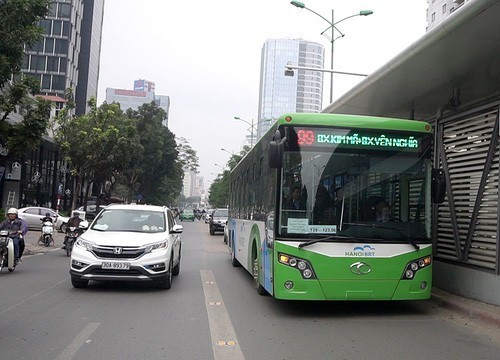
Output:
[263, 216, 274, 295]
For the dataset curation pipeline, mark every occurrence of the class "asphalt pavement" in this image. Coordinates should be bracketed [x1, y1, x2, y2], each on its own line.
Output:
[21, 228, 500, 330]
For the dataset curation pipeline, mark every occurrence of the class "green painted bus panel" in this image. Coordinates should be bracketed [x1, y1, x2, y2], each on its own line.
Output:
[276, 113, 432, 133]
[273, 241, 432, 301]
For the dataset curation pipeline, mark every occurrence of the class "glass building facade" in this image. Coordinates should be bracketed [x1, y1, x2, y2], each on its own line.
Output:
[21, 0, 83, 99]
[257, 39, 324, 140]
[20, 0, 105, 116]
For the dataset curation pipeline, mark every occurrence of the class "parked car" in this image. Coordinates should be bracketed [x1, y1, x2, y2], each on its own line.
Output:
[17, 207, 69, 232]
[69, 204, 183, 289]
[179, 208, 195, 221]
[209, 208, 228, 235]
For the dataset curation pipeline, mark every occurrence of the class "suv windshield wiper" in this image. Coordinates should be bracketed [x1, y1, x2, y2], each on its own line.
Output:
[298, 234, 355, 249]
[343, 222, 421, 251]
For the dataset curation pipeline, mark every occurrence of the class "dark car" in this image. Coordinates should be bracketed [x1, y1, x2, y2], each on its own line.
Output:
[209, 208, 228, 235]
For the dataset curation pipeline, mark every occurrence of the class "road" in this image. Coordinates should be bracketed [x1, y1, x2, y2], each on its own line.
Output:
[1, 221, 499, 360]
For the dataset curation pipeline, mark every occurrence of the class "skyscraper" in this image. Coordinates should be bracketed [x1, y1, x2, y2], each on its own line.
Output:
[75, 0, 105, 115]
[20, 0, 105, 115]
[106, 79, 170, 127]
[257, 39, 324, 139]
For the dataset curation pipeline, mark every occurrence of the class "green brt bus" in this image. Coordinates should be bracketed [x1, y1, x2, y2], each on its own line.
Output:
[227, 113, 445, 301]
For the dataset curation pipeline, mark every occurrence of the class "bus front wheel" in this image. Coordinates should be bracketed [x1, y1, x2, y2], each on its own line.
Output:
[252, 246, 267, 296]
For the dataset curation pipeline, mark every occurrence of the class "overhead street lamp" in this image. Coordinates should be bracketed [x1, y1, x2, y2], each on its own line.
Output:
[214, 163, 225, 171]
[220, 148, 234, 156]
[290, 1, 373, 104]
[234, 116, 272, 147]
[234, 116, 255, 147]
[285, 61, 368, 77]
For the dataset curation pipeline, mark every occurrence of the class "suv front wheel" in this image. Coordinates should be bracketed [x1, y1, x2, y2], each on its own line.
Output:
[157, 258, 173, 289]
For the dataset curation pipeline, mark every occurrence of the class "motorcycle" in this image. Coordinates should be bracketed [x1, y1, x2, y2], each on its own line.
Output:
[39, 220, 54, 247]
[0, 230, 16, 273]
[65, 226, 79, 257]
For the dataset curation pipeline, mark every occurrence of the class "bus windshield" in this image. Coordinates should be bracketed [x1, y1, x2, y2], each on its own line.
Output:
[278, 126, 432, 243]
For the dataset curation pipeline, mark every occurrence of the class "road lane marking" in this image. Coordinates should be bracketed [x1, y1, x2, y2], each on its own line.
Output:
[201, 270, 245, 360]
[56, 322, 100, 360]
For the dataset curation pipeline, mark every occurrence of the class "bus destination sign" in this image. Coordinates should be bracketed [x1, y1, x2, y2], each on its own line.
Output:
[296, 128, 421, 152]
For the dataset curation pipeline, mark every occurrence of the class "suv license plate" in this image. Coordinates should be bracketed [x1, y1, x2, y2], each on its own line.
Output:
[102, 262, 130, 270]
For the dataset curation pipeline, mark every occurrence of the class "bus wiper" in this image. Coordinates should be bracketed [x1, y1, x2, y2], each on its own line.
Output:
[299, 234, 355, 249]
[343, 222, 421, 251]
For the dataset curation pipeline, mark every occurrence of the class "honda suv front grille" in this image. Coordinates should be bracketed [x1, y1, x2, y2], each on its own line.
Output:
[91, 245, 146, 259]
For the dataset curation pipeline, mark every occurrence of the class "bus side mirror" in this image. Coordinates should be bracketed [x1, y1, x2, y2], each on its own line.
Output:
[268, 130, 285, 169]
[431, 168, 446, 204]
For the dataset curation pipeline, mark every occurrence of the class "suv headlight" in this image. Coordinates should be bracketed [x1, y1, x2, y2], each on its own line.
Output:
[144, 240, 168, 253]
[75, 238, 95, 251]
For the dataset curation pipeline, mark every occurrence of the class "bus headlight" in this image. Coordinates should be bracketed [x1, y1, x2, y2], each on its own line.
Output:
[278, 252, 316, 279]
[402, 256, 432, 280]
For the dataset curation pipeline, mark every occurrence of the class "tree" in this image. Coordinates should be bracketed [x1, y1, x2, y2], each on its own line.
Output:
[0, 0, 50, 85]
[176, 136, 199, 173]
[208, 171, 230, 208]
[126, 102, 184, 205]
[55, 99, 139, 210]
[208, 146, 249, 207]
[0, 0, 52, 157]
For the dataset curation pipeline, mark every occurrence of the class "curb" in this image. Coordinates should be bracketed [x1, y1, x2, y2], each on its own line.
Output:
[432, 288, 500, 328]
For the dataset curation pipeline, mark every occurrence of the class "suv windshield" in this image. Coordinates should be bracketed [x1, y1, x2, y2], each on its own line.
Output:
[278, 126, 432, 243]
[92, 209, 166, 233]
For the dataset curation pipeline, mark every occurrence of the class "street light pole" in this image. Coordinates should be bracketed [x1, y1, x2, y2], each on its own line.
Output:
[290, 1, 373, 104]
[234, 116, 255, 147]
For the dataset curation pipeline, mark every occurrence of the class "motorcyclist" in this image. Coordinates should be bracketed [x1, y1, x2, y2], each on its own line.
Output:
[0, 208, 24, 265]
[41, 212, 53, 223]
[39, 212, 54, 246]
[62, 211, 83, 250]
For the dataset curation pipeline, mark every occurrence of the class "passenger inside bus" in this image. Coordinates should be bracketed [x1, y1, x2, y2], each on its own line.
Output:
[284, 185, 307, 210]
[362, 196, 390, 222]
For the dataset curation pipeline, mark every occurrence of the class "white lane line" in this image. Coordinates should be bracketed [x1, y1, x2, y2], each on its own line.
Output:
[0, 278, 68, 315]
[55, 322, 100, 360]
[201, 270, 245, 360]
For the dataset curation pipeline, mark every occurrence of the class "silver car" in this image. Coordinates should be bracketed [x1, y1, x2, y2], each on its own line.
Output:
[17, 207, 69, 232]
[70, 204, 183, 289]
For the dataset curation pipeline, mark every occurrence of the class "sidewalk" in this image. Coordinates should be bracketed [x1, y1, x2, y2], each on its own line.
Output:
[431, 287, 500, 328]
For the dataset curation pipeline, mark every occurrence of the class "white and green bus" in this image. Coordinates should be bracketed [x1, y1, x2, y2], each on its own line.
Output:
[227, 113, 445, 300]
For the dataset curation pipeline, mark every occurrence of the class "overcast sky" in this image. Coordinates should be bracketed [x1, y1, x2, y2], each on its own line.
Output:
[96, 0, 428, 192]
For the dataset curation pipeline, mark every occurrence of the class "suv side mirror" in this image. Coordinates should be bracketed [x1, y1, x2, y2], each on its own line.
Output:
[431, 168, 446, 204]
[171, 224, 183, 234]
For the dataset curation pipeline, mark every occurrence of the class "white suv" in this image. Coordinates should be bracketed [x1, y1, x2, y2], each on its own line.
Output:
[70, 204, 183, 289]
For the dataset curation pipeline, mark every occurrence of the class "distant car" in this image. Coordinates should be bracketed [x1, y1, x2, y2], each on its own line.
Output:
[180, 209, 195, 221]
[77, 204, 107, 220]
[69, 204, 183, 289]
[209, 208, 228, 235]
[204, 209, 214, 223]
[18, 207, 69, 232]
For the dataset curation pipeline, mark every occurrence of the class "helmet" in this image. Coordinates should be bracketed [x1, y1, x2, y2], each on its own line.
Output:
[45, 212, 51, 217]
[7, 208, 18, 215]
[72, 211, 80, 218]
